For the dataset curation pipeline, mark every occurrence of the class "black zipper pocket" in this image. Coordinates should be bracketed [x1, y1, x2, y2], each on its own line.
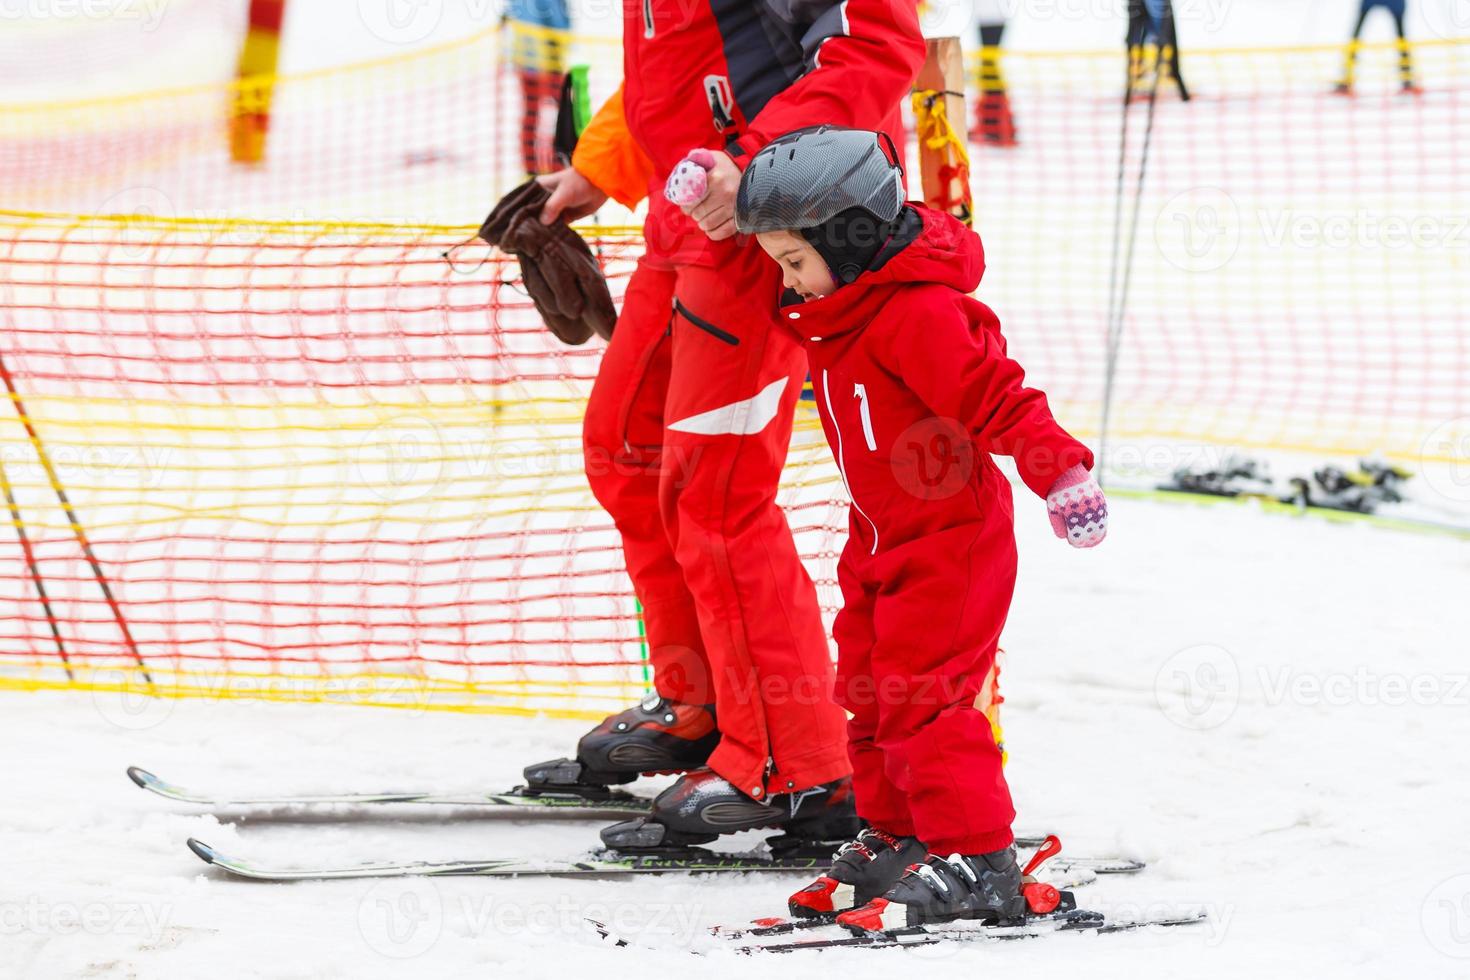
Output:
[673, 297, 739, 346]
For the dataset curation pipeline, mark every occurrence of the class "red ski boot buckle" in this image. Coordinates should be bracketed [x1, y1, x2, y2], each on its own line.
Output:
[788, 876, 845, 917]
[1021, 880, 1062, 915]
[1020, 834, 1063, 915]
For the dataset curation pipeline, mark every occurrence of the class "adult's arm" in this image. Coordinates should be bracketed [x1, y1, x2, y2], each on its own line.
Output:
[725, 0, 927, 167]
[569, 83, 656, 209]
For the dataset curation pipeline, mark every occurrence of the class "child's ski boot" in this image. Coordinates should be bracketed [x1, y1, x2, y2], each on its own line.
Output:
[835, 835, 1068, 932]
[787, 828, 928, 919]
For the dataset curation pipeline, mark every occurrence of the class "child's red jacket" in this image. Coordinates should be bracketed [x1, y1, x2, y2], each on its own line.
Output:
[780, 204, 1094, 852]
[784, 205, 1093, 560]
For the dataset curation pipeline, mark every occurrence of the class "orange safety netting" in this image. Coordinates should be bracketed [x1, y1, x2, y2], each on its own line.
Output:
[0, 212, 846, 716]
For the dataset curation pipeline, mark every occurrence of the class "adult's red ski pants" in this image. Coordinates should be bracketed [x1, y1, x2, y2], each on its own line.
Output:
[583, 245, 851, 799]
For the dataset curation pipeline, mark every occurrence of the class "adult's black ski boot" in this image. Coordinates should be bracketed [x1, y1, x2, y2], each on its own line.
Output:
[598, 768, 860, 851]
[521, 694, 718, 797]
[835, 846, 1027, 932]
[786, 828, 928, 919]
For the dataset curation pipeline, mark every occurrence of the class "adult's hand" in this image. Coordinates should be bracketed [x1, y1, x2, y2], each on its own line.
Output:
[681, 151, 741, 241]
[537, 167, 609, 225]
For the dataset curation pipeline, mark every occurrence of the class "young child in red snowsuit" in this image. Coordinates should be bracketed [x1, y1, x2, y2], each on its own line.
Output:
[728, 126, 1109, 930]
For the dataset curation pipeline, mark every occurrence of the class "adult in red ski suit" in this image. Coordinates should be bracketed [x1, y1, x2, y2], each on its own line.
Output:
[550, 2, 927, 800]
[787, 204, 1094, 854]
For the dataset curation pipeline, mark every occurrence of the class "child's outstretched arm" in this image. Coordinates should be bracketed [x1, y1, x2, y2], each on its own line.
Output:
[892, 297, 1108, 547]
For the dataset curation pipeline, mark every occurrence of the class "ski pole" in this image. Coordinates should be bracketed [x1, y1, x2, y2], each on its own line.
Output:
[0, 350, 152, 686]
[0, 445, 72, 679]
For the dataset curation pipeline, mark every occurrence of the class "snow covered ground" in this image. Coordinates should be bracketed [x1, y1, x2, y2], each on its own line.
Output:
[4, 496, 1467, 979]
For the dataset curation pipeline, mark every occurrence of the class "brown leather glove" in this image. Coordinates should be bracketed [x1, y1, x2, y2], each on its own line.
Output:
[477, 179, 617, 346]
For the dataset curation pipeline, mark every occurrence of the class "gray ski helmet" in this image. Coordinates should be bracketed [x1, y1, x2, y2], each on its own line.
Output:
[735, 126, 904, 235]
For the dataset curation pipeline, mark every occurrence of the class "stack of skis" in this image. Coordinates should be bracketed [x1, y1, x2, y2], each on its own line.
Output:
[1160, 455, 1414, 516]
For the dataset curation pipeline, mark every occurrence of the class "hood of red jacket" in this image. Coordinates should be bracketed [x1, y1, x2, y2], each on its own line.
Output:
[778, 204, 986, 342]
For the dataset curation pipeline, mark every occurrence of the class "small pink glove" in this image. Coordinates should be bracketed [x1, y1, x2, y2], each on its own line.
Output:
[663, 148, 717, 207]
[1046, 465, 1108, 548]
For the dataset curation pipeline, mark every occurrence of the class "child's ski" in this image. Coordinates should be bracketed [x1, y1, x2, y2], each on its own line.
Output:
[589, 904, 1208, 953]
[727, 907, 1210, 952]
[709, 866, 1101, 940]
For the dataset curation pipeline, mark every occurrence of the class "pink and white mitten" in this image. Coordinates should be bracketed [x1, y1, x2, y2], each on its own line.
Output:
[663, 149, 717, 206]
[1046, 465, 1108, 548]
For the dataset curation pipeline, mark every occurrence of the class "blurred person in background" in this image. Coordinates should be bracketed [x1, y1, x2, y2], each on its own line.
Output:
[974, 0, 1018, 145]
[1127, 0, 1190, 101]
[1335, 0, 1420, 95]
[505, 0, 570, 176]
